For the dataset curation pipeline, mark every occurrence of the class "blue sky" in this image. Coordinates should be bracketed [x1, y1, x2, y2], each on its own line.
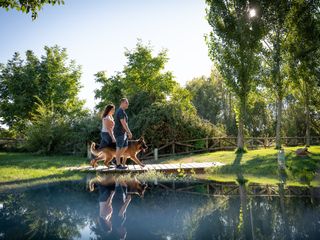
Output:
[0, 0, 212, 110]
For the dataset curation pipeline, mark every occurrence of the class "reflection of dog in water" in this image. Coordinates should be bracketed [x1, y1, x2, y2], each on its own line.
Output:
[89, 175, 147, 239]
[90, 137, 148, 168]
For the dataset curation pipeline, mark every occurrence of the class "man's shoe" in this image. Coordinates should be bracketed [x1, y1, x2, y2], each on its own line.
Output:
[116, 165, 128, 170]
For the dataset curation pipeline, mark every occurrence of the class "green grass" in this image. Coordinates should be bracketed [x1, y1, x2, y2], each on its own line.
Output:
[160, 145, 320, 186]
[1, 145, 319, 192]
[0, 152, 88, 192]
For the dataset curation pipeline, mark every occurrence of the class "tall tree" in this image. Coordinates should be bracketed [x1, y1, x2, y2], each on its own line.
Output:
[260, 0, 292, 149]
[0, 46, 84, 133]
[205, 0, 266, 152]
[285, 0, 320, 146]
[186, 68, 237, 136]
[94, 40, 224, 143]
[95, 41, 177, 115]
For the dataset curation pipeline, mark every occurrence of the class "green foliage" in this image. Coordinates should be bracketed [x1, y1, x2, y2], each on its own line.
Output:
[130, 101, 224, 146]
[95, 40, 225, 144]
[186, 69, 237, 136]
[94, 71, 124, 110]
[24, 100, 100, 154]
[0, 0, 64, 20]
[95, 40, 177, 113]
[245, 89, 274, 137]
[24, 101, 70, 154]
[0, 46, 84, 134]
[205, 0, 267, 151]
[122, 41, 177, 102]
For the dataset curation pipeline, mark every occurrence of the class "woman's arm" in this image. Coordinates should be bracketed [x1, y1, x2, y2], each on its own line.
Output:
[118, 194, 131, 218]
[100, 190, 115, 220]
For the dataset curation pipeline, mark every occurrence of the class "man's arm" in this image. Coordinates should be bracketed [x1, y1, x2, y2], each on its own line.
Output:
[120, 119, 132, 139]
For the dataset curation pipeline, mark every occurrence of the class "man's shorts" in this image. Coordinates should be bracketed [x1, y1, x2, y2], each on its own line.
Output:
[115, 133, 128, 148]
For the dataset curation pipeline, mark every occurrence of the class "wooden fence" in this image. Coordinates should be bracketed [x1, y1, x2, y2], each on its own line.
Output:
[1, 136, 320, 159]
[0, 138, 24, 150]
[139, 136, 320, 160]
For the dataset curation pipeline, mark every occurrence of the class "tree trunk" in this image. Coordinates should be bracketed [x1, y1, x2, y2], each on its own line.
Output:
[275, 97, 283, 149]
[275, 28, 282, 150]
[237, 95, 246, 152]
[305, 94, 311, 147]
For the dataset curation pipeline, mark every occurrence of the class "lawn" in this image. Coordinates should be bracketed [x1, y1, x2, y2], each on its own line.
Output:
[160, 145, 320, 186]
[0, 145, 319, 192]
[0, 152, 88, 192]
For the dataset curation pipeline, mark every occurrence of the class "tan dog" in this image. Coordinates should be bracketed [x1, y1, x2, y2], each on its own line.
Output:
[90, 137, 148, 168]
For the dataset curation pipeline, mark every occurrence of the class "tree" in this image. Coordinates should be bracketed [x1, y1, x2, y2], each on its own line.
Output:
[186, 69, 237, 136]
[95, 41, 177, 116]
[95, 40, 225, 143]
[259, 0, 293, 149]
[0, 0, 64, 20]
[205, 0, 266, 152]
[0, 45, 85, 134]
[285, 0, 320, 146]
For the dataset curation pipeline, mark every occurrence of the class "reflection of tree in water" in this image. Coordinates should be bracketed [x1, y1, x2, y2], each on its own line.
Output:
[1, 178, 320, 239]
[181, 196, 229, 239]
[178, 153, 320, 239]
[0, 184, 96, 239]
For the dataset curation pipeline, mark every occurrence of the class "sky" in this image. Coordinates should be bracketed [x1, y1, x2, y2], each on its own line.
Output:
[0, 0, 213, 110]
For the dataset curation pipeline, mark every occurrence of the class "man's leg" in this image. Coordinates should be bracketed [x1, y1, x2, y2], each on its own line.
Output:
[116, 147, 122, 165]
[115, 134, 129, 169]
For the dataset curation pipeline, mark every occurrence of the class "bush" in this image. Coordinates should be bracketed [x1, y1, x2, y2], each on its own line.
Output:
[24, 102, 100, 155]
[130, 101, 225, 146]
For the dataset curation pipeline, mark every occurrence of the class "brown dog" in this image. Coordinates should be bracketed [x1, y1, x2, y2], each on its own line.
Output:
[90, 137, 148, 168]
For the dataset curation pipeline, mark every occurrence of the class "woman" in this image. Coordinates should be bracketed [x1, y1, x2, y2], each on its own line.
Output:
[99, 104, 116, 149]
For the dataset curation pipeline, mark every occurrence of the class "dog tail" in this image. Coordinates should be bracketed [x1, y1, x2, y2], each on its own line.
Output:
[90, 142, 100, 156]
[88, 179, 96, 192]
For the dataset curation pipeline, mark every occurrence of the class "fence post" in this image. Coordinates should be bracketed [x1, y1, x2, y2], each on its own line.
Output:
[206, 137, 209, 150]
[172, 142, 175, 155]
[154, 148, 158, 161]
[87, 142, 91, 159]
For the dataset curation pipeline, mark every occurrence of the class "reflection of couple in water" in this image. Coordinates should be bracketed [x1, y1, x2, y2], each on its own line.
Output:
[89, 175, 147, 239]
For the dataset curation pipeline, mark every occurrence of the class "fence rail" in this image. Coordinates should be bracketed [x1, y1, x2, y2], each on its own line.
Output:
[139, 136, 320, 160]
[1, 136, 320, 159]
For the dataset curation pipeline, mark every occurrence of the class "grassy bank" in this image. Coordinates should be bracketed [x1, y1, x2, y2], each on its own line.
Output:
[160, 145, 320, 186]
[0, 152, 88, 192]
[1, 145, 319, 192]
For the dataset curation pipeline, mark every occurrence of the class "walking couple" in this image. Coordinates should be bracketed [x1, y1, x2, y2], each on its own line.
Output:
[99, 98, 132, 170]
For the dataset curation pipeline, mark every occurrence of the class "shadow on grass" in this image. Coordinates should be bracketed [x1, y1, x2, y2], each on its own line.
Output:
[208, 150, 320, 185]
[285, 152, 320, 185]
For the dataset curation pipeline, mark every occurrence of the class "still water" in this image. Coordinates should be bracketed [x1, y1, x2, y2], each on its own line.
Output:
[0, 176, 319, 240]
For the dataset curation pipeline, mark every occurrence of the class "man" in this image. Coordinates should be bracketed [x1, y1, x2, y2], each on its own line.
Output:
[114, 98, 132, 170]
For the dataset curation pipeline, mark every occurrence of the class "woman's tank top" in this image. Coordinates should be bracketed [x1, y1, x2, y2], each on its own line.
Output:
[102, 115, 114, 132]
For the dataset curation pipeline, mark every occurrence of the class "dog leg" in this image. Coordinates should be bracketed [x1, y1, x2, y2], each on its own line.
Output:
[122, 157, 128, 166]
[104, 155, 114, 168]
[131, 155, 145, 167]
[90, 153, 105, 168]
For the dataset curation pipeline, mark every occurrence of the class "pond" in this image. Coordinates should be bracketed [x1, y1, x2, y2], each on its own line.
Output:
[0, 175, 319, 240]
